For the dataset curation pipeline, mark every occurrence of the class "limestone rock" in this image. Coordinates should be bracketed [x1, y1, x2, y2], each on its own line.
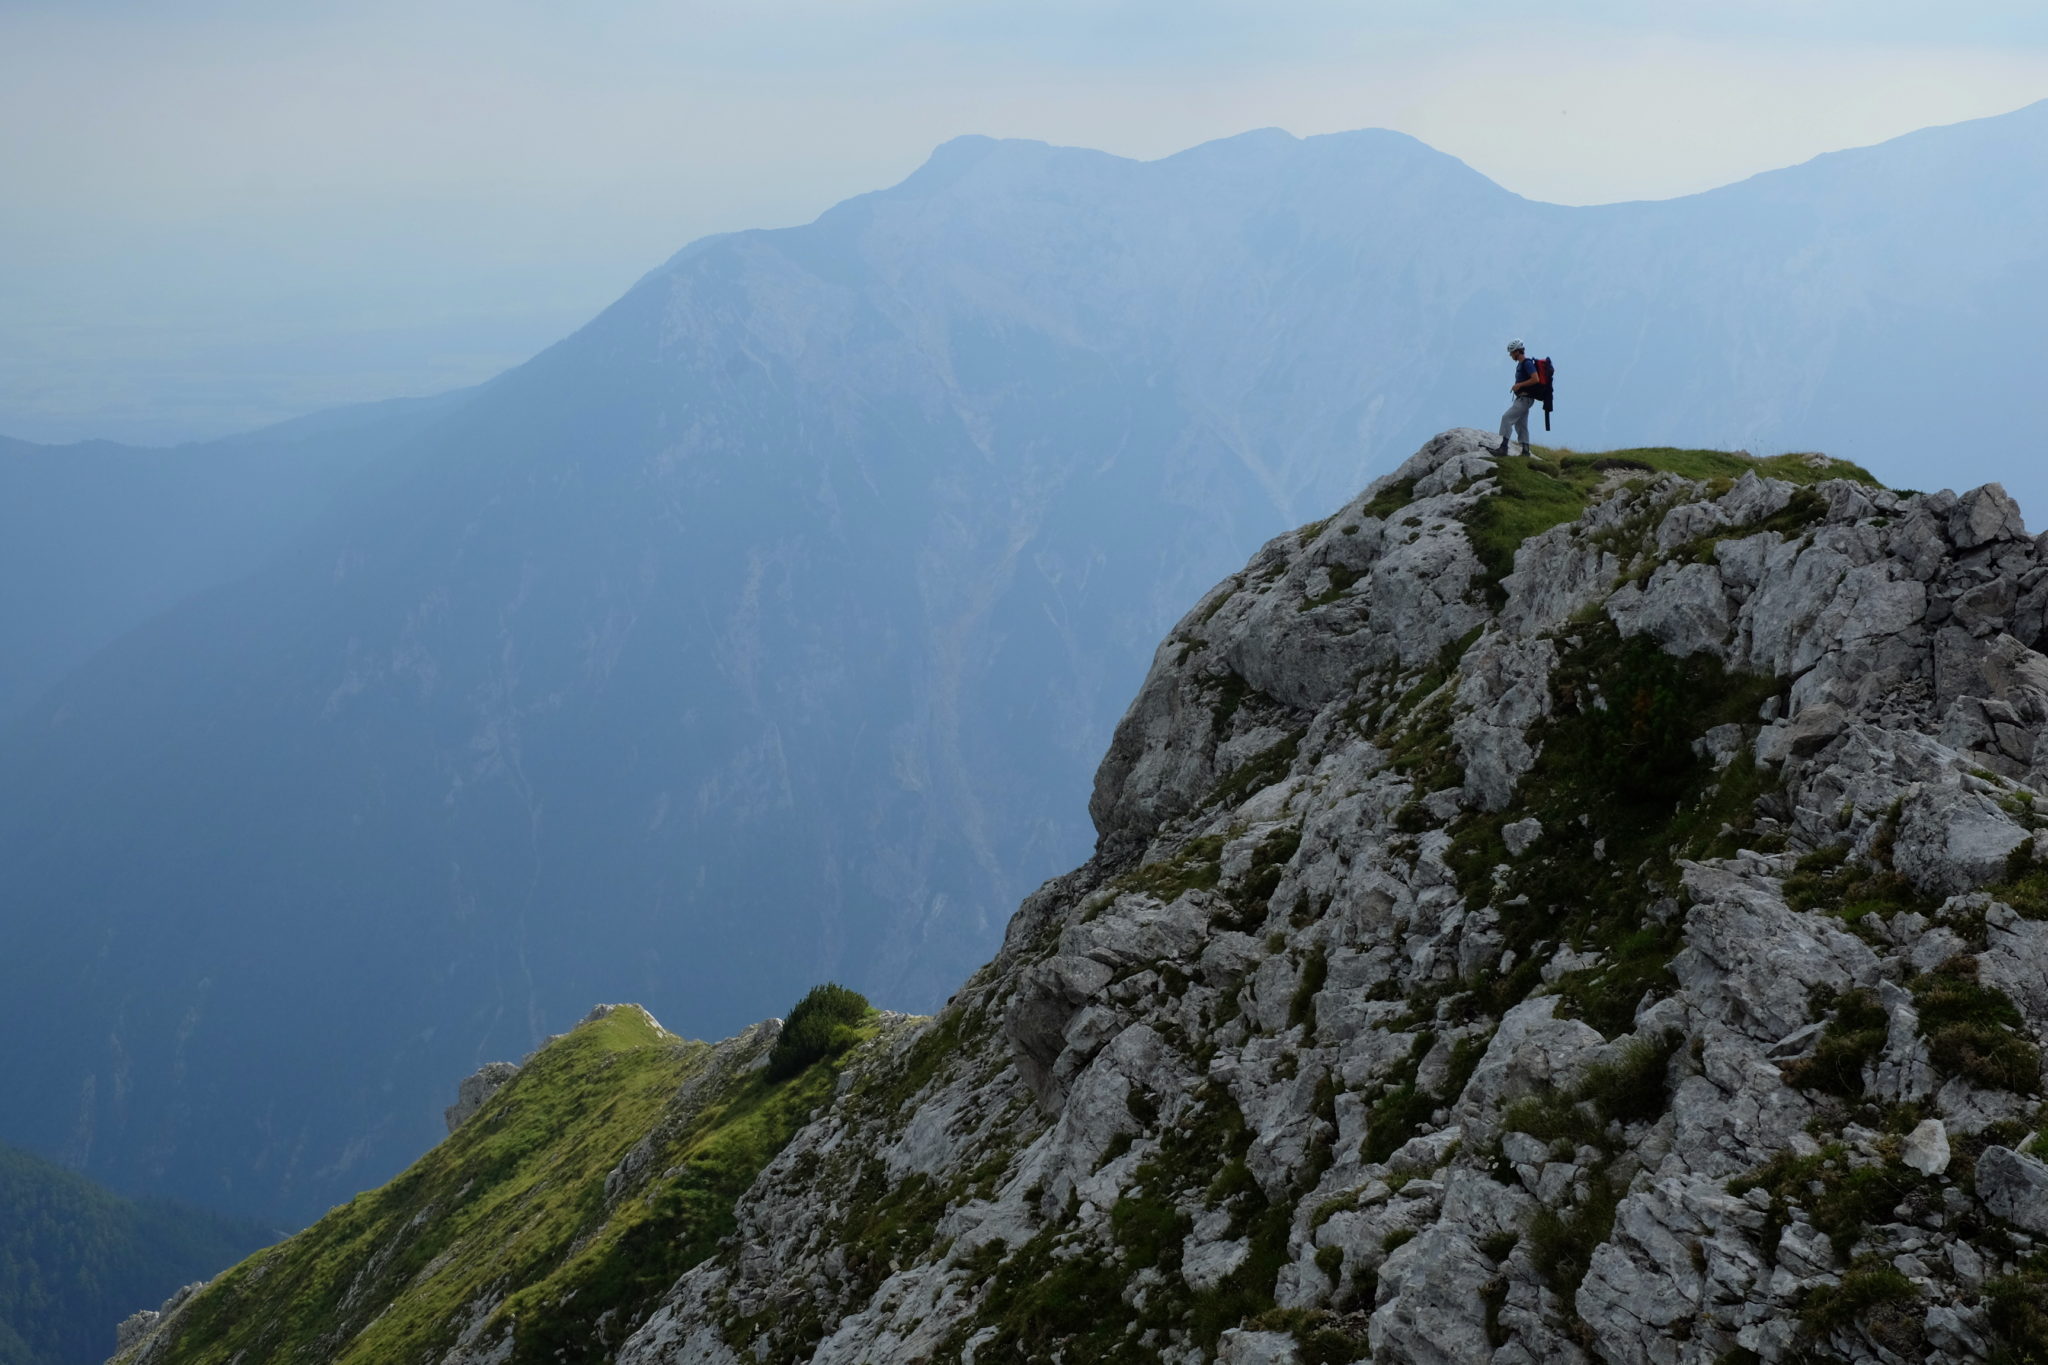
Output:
[1576, 1176, 1769, 1361]
[1452, 998, 1605, 1137]
[1979, 1145, 2048, 1234]
[1901, 1118, 1951, 1176]
[1369, 1225, 1498, 1365]
[1950, 483, 2028, 548]
[1216, 1330, 1302, 1365]
[115, 1311, 160, 1352]
[444, 1061, 521, 1133]
[1003, 953, 1114, 1104]
[1892, 785, 2029, 895]
[1608, 560, 1732, 658]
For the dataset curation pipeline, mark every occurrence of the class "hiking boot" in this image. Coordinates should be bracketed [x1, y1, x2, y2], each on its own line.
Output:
[1492, 443, 1509, 459]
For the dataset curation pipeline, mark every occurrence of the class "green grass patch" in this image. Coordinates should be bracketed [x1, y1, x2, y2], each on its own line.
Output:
[1912, 956, 2042, 1095]
[849, 1004, 965, 1117]
[143, 1003, 876, 1365]
[1524, 1170, 1622, 1310]
[1456, 445, 1876, 606]
[1782, 988, 1889, 1099]
[1730, 1147, 1936, 1262]
[1224, 824, 1304, 931]
[508, 1054, 851, 1362]
[1800, 1257, 1923, 1354]
[1300, 563, 1363, 611]
[966, 1229, 1134, 1361]
[1445, 623, 1785, 1034]
[1553, 924, 1682, 1039]
[148, 1009, 691, 1363]
[1360, 1033, 1438, 1165]
[1114, 834, 1228, 903]
[1458, 454, 1603, 599]
[1352, 1028, 1487, 1171]
[1501, 1034, 1677, 1324]
[830, 1166, 958, 1318]
[1986, 845, 2048, 920]
[1211, 670, 1251, 727]
[1783, 830, 1932, 927]
[1290, 947, 1329, 1031]
[1394, 626, 1486, 717]
[1501, 1033, 1680, 1154]
[1248, 1307, 1373, 1365]
[960, 1082, 1293, 1361]
[1380, 686, 1464, 827]
[1209, 733, 1303, 811]
[1985, 1255, 2048, 1363]
[1361, 477, 1419, 521]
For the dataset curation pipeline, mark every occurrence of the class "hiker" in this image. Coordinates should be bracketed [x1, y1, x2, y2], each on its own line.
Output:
[1496, 339, 1543, 458]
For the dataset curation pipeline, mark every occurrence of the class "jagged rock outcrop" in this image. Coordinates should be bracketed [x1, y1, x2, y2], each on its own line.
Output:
[443, 1061, 521, 1133]
[115, 430, 2048, 1363]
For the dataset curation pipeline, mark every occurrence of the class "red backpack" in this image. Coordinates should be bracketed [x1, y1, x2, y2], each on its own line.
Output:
[1532, 357, 1556, 429]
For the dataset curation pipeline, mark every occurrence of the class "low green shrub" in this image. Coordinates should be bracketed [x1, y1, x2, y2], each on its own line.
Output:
[1782, 989, 1888, 1098]
[1988, 845, 2048, 920]
[1800, 1257, 1922, 1352]
[1289, 948, 1329, 1030]
[1501, 1032, 1679, 1150]
[1912, 957, 2041, 1095]
[1524, 1170, 1620, 1305]
[1985, 1258, 2048, 1361]
[1730, 1147, 1934, 1261]
[768, 983, 873, 1080]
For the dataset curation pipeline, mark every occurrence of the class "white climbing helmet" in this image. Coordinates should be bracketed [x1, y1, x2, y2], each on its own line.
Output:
[1506, 338, 1525, 354]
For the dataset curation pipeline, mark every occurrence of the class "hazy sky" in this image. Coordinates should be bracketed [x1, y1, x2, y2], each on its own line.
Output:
[5, 0, 2047, 444]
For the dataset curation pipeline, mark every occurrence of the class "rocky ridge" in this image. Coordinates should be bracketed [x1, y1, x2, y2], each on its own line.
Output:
[116, 430, 2048, 1363]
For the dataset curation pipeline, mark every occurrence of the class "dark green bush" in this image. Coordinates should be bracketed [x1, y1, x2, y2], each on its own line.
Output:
[767, 983, 872, 1080]
[1524, 1170, 1620, 1303]
[1782, 989, 1889, 1098]
[1913, 957, 2041, 1095]
[1801, 1258, 1922, 1352]
[1985, 1262, 2048, 1361]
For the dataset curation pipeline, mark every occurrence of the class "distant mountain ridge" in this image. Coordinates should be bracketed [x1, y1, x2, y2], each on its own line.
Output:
[4, 103, 2048, 1224]
[0, 390, 470, 724]
[0, 1145, 269, 1365]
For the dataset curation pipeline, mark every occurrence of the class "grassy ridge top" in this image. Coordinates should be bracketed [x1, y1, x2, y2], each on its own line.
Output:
[1455, 445, 1881, 598]
[138, 1001, 879, 1365]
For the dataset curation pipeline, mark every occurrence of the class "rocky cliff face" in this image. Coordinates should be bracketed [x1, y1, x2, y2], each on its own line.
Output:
[117, 430, 2048, 1363]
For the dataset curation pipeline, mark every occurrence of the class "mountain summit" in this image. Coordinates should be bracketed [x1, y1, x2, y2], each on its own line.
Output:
[113, 431, 2048, 1363]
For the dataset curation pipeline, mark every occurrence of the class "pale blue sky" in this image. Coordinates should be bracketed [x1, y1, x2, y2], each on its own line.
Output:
[5, 0, 2047, 443]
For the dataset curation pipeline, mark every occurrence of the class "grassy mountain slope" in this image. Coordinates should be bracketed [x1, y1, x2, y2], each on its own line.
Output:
[125, 997, 911, 1365]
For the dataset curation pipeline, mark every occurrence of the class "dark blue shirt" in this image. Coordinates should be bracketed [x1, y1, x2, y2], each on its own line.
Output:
[1514, 357, 1538, 386]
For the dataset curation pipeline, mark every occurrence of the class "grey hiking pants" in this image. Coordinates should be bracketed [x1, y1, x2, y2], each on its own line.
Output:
[1499, 394, 1534, 449]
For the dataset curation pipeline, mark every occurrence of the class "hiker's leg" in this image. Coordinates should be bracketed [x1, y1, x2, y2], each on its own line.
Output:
[1499, 401, 1520, 446]
[1512, 396, 1533, 449]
